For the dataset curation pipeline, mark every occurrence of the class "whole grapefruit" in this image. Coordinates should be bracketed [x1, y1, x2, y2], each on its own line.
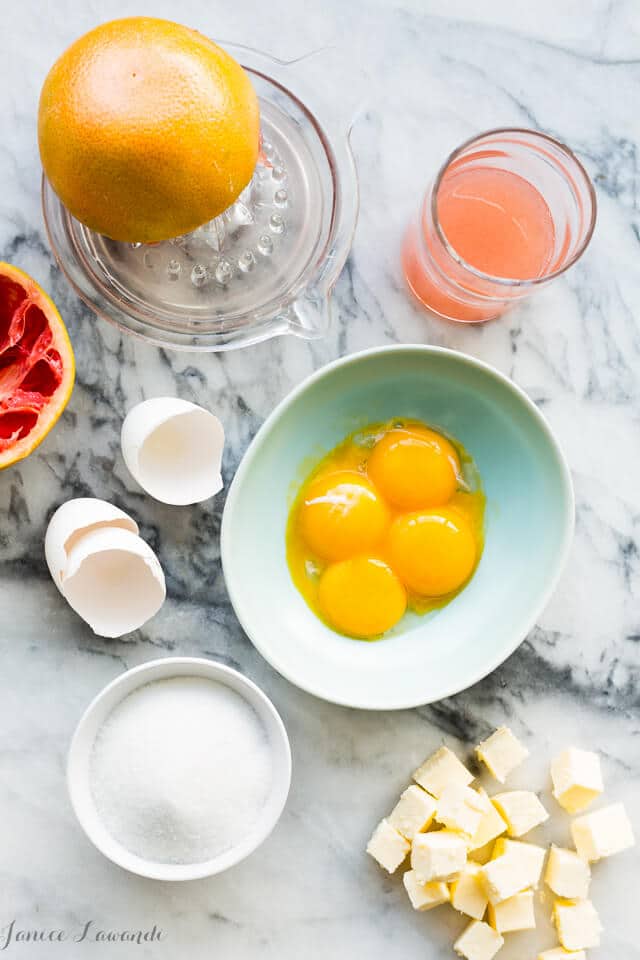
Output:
[38, 17, 260, 243]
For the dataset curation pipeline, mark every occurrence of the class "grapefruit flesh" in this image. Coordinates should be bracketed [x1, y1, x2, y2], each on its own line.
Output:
[38, 17, 260, 243]
[0, 263, 75, 468]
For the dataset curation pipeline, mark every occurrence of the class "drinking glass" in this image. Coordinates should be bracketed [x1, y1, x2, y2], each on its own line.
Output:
[402, 129, 597, 323]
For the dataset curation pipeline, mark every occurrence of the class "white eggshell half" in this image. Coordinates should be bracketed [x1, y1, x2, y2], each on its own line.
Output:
[121, 397, 225, 505]
[45, 498, 138, 592]
[61, 527, 166, 638]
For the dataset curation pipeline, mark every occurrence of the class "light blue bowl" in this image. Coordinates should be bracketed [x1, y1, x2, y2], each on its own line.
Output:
[221, 345, 574, 709]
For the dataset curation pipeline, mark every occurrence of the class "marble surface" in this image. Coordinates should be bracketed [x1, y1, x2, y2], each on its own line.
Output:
[1, 1, 639, 957]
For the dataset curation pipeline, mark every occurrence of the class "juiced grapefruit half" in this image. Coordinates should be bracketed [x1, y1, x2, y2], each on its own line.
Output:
[0, 263, 75, 468]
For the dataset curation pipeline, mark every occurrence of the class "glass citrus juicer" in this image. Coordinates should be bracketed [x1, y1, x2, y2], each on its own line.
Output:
[42, 44, 359, 352]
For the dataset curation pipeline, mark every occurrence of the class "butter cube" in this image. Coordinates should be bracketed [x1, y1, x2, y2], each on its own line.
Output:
[551, 748, 603, 814]
[571, 802, 635, 861]
[469, 789, 508, 851]
[492, 790, 549, 837]
[488, 889, 535, 933]
[454, 920, 504, 960]
[476, 726, 529, 783]
[366, 819, 409, 874]
[411, 830, 468, 882]
[480, 840, 546, 903]
[450, 861, 489, 920]
[480, 853, 529, 904]
[553, 898, 602, 951]
[389, 785, 437, 840]
[544, 845, 590, 899]
[402, 870, 450, 911]
[491, 838, 547, 887]
[538, 950, 586, 960]
[436, 784, 486, 838]
[413, 746, 474, 798]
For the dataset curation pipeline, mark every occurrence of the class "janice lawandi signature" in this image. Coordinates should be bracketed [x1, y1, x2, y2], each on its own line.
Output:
[0, 920, 165, 950]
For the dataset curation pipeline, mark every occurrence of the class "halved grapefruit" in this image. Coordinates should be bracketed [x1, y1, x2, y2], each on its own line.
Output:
[0, 263, 75, 468]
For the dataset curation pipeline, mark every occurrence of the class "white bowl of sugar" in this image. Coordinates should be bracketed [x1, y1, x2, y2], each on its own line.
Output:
[67, 657, 292, 880]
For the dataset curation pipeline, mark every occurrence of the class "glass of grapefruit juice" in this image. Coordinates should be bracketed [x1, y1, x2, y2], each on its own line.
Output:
[402, 128, 596, 323]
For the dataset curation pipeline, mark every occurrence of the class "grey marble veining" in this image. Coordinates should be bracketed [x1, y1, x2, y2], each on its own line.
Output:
[0, 1, 639, 957]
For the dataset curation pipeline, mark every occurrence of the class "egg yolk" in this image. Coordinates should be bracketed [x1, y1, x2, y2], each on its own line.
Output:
[368, 427, 460, 510]
[389, 507, 477, 596]
[298, 471, 389, 561]
[287, 418, 484, 641]
[317, 557, 407, 638]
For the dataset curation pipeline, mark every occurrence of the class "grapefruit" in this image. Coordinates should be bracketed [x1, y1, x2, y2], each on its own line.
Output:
[0, 263, 75, 469]
[38, 17, 260, 243]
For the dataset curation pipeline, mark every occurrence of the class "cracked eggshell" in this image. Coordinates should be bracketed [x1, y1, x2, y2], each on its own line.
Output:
[45, 498, 138, 592]
[61, 526, 166, 638]
[121, 397, 225, 506]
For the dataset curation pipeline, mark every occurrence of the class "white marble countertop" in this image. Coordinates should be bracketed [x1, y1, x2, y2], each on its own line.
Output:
[1, 1, 638, 957]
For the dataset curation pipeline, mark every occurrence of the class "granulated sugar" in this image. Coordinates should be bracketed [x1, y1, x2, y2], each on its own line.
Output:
[90, 677, 273, 864]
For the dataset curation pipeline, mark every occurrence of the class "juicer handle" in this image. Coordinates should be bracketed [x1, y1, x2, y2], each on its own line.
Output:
[287, 288, 332, 340]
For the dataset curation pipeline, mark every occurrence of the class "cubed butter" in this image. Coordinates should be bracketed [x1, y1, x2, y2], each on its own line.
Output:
[538, 950, 586, 960]
[476, 726, 529, 783]
[571, 802, 635, 862]
[413, 746, 474, 798]
[544, 845, 590, 899]
[492, 790, 549, 837]
[553, 898, 602, 951]
[366, 819, 410, 874]
[402, 870, 450, 911]
[450, 861, 489, 920]
[480, 840, 546, 904]
[488, 889, 536, 933]
[411, 830, 468, 882]
[436, 784, 486, 838]
[480, 852, 529, 904]
[491, 838, 547, 887]
[454, 920, 504, 960]
[389, 785, 437, 840]
[469, 789, 508, 851]
[551, 747, 603, 814]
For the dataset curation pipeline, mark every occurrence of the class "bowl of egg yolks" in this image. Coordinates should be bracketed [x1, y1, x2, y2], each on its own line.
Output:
[221, 345, 574, 709]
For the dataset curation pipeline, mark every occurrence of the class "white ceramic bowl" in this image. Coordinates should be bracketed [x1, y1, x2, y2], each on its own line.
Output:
[67, 657, 291, 880]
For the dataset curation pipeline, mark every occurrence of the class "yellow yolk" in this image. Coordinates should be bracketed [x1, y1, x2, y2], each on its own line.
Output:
[317, 557, 407, 638]
[389, 507, 477, 596]
[368, 427, 460, 510]
[286, 418, 484, 641]
[298, 470, 389, 561]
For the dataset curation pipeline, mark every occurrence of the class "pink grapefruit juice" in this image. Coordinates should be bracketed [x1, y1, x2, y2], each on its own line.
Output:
[403, 166, 556, 322]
